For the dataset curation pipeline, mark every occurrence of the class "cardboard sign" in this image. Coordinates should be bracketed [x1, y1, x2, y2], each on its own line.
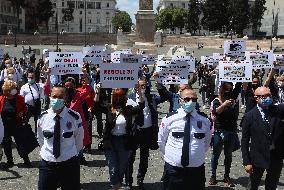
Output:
[219, 61, 252, 82]
[224, 40, 246, 56]
[201, 56, 214, 65]
[49, 52, 84, 75]
[120, 54, 143, 64]
[141, 54, 156, 65]
[100, 63, 139, 88]
[245, 50, 274, 68]
[156, 60, 188, 85]
[172, 55, 195, 72]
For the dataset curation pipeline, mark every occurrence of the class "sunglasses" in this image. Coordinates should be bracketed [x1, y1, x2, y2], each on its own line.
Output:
[182, 97, 198, 102]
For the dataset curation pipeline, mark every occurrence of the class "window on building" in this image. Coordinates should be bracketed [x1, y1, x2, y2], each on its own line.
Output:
[79, 2, 84, 9]
[62, 2, 64, 7]
[170, 3, 173, 7]
[87, 2, 93, 9]
[97, 18, 101, 24]
[88, 11, 91, 14]
[67, 1, 75, 8]
[53, 3, 56, 8]
[107, 3, 110, 8]
[80, 11, 82, 15]
[89, 19, 92, 23]
[182, 3, 185, 8]
[95, 2, 101, 9]
[71, 28, 73, 32]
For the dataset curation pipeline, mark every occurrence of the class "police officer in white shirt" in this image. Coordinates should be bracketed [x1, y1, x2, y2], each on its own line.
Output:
[158, 89, 211, 190]
[37, 85, 84, 190]
[20, 68, 43, 133]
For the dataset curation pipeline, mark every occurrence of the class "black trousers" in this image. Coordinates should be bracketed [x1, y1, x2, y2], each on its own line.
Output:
[162, 162, 205, 190]
[126, 127, 151, 185]
[93, 105, 103, 137]
[26, 104, 40, 133]
[38, 156, 80, 190]
[247, 155, 283, 190]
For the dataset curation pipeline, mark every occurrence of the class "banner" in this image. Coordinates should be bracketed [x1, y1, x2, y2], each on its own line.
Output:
[120, 54, 143, 64]
[141, 54, 156, 65]
[224, 40, 246, 56]
[156, 60, 188, 85]
[201, 56, 214, 65]
[245, 50, 274, 68]
[49, 52, 83, 75]
[219, 61, 252, 82]
[172, 55, 195, 72]
[83, 46, 110, 64]
[100, 63, 139, 88]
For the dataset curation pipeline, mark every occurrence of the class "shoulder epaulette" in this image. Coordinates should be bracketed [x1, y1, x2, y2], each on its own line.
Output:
[166, 110, 178, 118]
[39, 111, 48, 119]
[68, 110, 79, 120]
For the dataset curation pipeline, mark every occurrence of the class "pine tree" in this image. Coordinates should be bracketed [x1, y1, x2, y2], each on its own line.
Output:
[37, 0, 54, 33]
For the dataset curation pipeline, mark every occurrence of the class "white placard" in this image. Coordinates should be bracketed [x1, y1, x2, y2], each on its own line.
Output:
[201, 56, 214, 65]
[219, 61, 252, 82]
[120, 54, 143, 64]
[172, 55, 195, 72]
[83, 46, 111, 64]
[274, 54, 284, 66]
[100, 63, 139, 88]
[49, 52, 84, 75]
[42, 49, 50, 58]
[156, 60, 188, 85]
[224, 40, 246, 56]
[111, 50, 131, 63]
[245, 50, 274, 68]
[141, 54, 156, 65]
[213, 53, 224, 64]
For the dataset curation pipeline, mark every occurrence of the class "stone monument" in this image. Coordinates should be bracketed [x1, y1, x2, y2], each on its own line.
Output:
[135, 0, 155, 42]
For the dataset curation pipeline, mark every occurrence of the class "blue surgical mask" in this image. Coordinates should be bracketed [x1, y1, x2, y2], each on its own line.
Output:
[50, 98, 65, 111]
[259, 97, 273, 107]
[28, 78, 35, 84]
[182, 101, 196, 113]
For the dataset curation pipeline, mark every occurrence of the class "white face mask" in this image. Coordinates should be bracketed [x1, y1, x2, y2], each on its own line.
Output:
[8, 74, 14, 79]
[10, 89, 17, 96]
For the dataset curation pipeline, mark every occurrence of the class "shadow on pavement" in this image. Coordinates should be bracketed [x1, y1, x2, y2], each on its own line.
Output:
[81, 182, 110, 190]
[86, 159, 107, 168]
[0, 169, 22, 180]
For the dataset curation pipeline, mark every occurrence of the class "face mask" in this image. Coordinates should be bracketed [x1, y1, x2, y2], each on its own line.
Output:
[182, 101, 196, 113]
[259, 97, 273, 107]
[50, 98, 65, 111]
[28, 78, 35, 84]
[5, 64, 11, 68]
[10, 89, 17, 96]
[8, 74, 14, 79]
[223, 90, 233, 99]
[141, 89, 146, 94]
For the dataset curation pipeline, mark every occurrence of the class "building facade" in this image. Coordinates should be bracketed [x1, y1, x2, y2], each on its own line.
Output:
[0, 0, 25, 34]
[260, 0, 284, 36]
[49, 0, 117, 33]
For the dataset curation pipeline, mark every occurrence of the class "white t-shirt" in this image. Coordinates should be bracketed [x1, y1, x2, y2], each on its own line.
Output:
[111, 112, 127, 136]
[20, 82, 44, 106]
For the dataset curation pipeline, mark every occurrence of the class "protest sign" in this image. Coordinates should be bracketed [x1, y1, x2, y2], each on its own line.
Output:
[155, 60, 188, 85]
[83, 46, 111, 64]
[219, 61, 252, 82]
[49, 52, 83, 75]
[141, 54, 156, 65]
[111, 50, 132, 63]
[224, 40, 246, 56]
[172, 55, 195, 72]
[201, 56, 214, 65]
[120, 54, 143, 64]
[42, 49, 50, 58]
[100, 63, 139, 88]
[274, 54, 284, 65]
[245, 50, 274, 68]
[213, 53, 224, 65]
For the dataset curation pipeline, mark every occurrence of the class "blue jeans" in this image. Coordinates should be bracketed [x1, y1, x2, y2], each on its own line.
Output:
[211, 131, 236, 178]
[105, 136, 130, 186]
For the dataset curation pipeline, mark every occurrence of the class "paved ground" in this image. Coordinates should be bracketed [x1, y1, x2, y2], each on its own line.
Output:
[0, 45, 283, 190]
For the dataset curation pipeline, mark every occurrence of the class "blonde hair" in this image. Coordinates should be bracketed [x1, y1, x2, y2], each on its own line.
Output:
[2, 80, 17, 92]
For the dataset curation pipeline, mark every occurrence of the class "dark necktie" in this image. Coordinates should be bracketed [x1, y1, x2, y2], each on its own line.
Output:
[181, 114, 191, 167]
[53, 115, 61, 159]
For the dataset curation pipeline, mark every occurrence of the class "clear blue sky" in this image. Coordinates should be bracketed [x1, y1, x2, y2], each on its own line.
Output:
[116, 0, 159, 23]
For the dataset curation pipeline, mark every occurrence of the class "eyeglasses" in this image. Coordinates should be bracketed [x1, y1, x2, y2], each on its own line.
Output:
[181, 97, 198, 102]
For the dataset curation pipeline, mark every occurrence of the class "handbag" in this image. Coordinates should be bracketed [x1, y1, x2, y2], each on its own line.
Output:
[28, 83, 41, 114]
[14, 122, 39, 158]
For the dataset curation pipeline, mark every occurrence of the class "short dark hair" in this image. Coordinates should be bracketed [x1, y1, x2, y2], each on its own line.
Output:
[27, 68, 35, 74]
[64, 77, 76, 85]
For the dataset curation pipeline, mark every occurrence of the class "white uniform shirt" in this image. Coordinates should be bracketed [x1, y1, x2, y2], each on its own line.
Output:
[111, 112, 127, 136]
[0, 68, 22, 82]
[20, 83, 44, 106]
[158, 108, 211, 168]
[0, 116, 4, 144]
[37, 107, 84, 162]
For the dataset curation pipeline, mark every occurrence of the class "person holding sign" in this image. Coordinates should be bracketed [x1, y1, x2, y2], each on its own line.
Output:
[95, 86, 144, 190]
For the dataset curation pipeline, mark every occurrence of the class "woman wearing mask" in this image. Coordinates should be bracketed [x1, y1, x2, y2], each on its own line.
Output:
[64, 77, 92, 165]
[209, 82, 241, 187]
[0, 80, 31, 168]
[95, 86, 144, 190]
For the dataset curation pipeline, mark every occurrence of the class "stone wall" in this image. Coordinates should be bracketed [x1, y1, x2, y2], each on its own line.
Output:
[1, 33, 117, 46]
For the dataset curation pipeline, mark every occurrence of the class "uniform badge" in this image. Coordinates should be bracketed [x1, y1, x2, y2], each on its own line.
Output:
[66, 122, 72, 129]
[197, 121, 202, 129]
[161, 122, 165, 128]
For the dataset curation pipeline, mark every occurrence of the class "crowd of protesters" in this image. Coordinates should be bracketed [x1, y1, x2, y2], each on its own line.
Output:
[0, 50, 283, 190]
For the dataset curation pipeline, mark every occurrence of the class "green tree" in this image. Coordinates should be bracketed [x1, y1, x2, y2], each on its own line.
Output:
[62, 3, 74, 32]
[112, 11, 132, 32]
[155, 7, 174, 30]
[8, 0, 25, 31]
[187, 0, 201, 34]
[250, 0, 267, 36]
[37, 0, 54, 33]
[172, 7, 187, 34]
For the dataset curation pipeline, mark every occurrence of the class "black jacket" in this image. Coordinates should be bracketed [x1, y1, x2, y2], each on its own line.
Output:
[241, 105, 284, 169]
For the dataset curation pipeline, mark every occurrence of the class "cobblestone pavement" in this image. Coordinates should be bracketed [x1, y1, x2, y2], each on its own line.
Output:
[0, 45, 283, 190]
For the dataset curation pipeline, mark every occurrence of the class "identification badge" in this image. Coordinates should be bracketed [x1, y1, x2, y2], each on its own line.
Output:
[66, 121, 72, 129]
[197, 121, 202, 129]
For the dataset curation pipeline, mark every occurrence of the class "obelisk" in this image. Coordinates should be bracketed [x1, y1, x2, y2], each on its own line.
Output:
[135, 0, 155, 42]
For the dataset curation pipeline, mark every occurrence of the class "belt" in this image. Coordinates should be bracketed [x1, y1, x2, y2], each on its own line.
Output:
[43, 156, 78, 166]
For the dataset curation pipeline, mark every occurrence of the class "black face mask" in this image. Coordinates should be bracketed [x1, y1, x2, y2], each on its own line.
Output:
[223, 90, 233, 100]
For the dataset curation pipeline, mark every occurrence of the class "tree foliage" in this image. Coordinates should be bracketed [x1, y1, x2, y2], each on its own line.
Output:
[187, 0, 201, 34]
[112, 11, 132, 32]
[37, 0, 54, 33]
[250, 0, 267, 36]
